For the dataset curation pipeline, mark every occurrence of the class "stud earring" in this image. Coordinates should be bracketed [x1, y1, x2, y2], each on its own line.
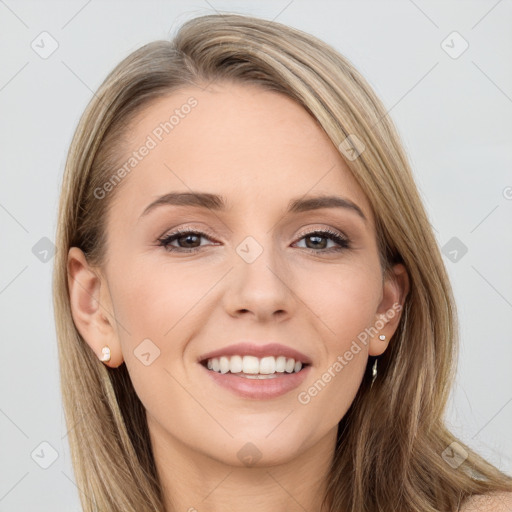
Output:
[379, 334, 386, 341]
[99, 346, 111, 362]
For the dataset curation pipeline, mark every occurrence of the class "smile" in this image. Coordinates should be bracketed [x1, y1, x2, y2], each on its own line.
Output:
[199, 356, 311, 400]
[203, 355, 307, 376]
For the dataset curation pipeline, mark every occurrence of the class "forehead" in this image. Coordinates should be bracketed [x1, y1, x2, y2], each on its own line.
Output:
[108, 81, 373, 224]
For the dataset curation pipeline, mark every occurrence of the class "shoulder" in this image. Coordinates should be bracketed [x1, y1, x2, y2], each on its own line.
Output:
[460, 491, 512, 511]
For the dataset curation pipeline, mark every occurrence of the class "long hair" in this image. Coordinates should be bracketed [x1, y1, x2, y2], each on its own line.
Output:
[52, 13, 512, 511]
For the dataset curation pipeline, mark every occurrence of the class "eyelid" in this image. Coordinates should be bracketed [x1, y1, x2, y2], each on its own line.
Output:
[294, 224, 348, 240]
[158, 224, 218, 240]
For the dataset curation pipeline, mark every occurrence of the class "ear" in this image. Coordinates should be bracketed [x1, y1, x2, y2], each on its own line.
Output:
[368, 262, 409, 357]
[67, 247, 124, 367]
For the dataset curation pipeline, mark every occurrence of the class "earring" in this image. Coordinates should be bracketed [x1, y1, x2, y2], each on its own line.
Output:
[379, 334, 386, 341]
[371, 359, 378, 386]
[99, 346, 111, 362]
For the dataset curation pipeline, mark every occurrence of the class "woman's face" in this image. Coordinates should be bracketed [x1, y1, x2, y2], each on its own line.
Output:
[70, 81, 407, 468]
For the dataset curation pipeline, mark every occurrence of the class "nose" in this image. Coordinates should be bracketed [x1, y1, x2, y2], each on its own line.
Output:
[221, 236, 295, 323]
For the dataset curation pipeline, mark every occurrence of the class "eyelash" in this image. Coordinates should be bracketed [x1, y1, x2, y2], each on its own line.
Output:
[156, 227, 351, 254]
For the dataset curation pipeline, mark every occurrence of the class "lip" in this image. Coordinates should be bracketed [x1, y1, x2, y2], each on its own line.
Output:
[201, 363, 311, 400]
[197, 342, 313, 365]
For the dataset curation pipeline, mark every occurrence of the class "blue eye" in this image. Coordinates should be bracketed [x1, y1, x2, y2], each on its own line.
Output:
[157, 228, 350, 254]
[293, 229, 350, 252]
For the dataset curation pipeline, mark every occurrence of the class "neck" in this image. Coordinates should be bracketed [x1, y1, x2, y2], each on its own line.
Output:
[147, 414, 337, 512]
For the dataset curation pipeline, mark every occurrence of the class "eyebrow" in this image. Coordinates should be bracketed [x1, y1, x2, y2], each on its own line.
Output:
[139, 192, 367, 222]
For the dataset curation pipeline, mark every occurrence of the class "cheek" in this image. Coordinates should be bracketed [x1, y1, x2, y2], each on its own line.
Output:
[106, 261, 209, 421]
[293, 259, 380, 412]
[301, 257, 382, 344]
[110, 258, 213, 344]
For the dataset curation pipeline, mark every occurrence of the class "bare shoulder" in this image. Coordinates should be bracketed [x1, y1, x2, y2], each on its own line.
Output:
[460, 491, 512, 511]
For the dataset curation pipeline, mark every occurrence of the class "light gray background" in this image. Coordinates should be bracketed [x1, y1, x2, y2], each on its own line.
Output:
[1, 1, 511, 510]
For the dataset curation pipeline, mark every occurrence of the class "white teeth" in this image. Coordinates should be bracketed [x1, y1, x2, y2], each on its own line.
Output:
[275, 356, 286, 372]
[242, 355, 260, 374]
[259, 356, 276, 374]
[285, 358, 295, 373]
[230, 355, 243, 373]
[204, 355, 305, 375]
[219, 356, 230, 374]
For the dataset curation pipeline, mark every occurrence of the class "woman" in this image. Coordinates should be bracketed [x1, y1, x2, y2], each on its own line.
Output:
[53, 13, 512, 512]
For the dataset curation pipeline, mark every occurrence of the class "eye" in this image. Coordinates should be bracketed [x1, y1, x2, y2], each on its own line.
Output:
[293, 229, 351, 253]
[157, 227, 351, 254]
[157, 229, 217, 253]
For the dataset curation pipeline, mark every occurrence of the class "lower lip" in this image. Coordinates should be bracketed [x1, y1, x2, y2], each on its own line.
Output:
[200, 364, 311, 400]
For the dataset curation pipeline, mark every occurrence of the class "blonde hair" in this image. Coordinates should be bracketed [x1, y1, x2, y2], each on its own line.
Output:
[53, 13, 512, 511]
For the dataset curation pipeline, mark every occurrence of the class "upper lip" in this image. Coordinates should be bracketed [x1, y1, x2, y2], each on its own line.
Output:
[198, 342, 312, 365]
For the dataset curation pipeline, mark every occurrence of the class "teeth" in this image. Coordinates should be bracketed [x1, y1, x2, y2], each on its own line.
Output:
[259, 356, 276, 374]
[242, 355, 259, 374]
[230, 355, 243, 373]
[285, 357, 295, 373]
[219, 356, 230, 374]
[275, 356, 287, 372]
[204, 355, 304, 375]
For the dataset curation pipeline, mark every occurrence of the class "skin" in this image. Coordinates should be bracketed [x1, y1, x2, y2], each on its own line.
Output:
[68, 81, 409, 512]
